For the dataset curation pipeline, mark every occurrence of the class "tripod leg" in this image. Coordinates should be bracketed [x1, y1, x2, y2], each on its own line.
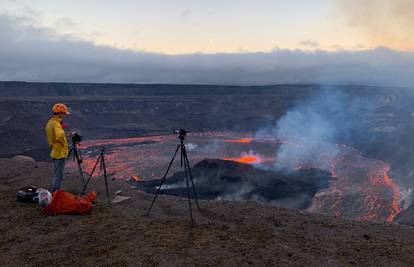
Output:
[67, 147, 73, 159]
[81, 155, 100, 195]
[180, 145, 183, 167]
[183, 150, 194, 225]
[77, 164, 86, 194]
[74, 149, 86, 188]
[146, 144, 180, 216]
[183, 148, 201, 210]
[101, 154, 110, 204]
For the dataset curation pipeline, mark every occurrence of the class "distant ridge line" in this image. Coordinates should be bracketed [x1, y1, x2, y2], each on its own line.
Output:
[0, 81, 403, 97]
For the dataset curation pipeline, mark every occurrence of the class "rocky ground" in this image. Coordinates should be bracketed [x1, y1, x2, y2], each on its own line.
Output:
[1, 157, 414, 266]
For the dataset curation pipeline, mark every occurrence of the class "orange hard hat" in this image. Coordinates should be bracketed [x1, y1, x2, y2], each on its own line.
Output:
[52, 103, 70, 115]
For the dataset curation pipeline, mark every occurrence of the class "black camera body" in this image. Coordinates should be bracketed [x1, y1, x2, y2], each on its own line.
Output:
[72, 132, 82, 144]
[174, 129, 187, 140]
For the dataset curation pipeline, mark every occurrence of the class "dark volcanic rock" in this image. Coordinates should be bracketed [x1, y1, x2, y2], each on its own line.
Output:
[396, 205, 414, 226]
[139, 159, 332, 209]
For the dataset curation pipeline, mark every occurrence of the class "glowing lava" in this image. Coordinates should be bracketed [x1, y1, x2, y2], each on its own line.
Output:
[68, 132, 402, 223]
[224, 156, 259, 164]
[224, 138, 253, 143]
[297, 144, 403, 223]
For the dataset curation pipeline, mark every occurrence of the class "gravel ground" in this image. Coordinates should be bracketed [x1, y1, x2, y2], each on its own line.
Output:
[1, 158, 414, 266]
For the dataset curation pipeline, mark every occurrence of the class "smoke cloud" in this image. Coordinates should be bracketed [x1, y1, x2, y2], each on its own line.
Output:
[340, 0, 414, 51]
[256, 89, 377, 171]
[1, 13, 414, 86]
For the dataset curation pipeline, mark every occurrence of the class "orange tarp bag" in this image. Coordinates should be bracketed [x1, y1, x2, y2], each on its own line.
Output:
[43, 190, 97, 215]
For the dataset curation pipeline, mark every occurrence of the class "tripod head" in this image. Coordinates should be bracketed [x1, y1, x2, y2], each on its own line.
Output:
[173, 129, 188, 141]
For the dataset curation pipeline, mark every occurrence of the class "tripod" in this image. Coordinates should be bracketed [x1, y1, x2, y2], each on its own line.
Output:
[81, 147, 110, 203]
[67, 141, 86, 192]
[146, 130, 200, 225]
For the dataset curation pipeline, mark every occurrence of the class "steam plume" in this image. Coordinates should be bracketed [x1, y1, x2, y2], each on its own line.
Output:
[256, 89, 375, 171]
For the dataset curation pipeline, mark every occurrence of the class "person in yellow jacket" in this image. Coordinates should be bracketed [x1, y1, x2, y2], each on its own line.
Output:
[45, 103, 70, 192]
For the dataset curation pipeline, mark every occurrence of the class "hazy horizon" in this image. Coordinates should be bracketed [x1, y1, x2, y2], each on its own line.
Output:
[1, 1, 413, 86]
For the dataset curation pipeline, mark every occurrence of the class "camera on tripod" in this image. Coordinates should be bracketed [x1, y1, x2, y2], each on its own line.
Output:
[71, 132, 82, 144]
[147, 127, 200, 225]
[173, 129, 187, 140]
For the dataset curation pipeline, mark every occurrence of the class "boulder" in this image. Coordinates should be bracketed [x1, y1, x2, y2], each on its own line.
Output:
[11, 155, 35, 163]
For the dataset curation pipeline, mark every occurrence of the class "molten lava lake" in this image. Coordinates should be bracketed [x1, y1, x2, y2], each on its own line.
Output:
[70, 132, 274, 181]
[68, 131, 402, 223]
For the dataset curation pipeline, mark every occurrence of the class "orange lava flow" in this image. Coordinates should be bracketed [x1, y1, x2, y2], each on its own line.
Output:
[224, 156, 259, 164]
[305, 144, 402, 223]
[352, 163, 402, 223]
[383, 170, 402, 223]
[224, 138, 253, 144]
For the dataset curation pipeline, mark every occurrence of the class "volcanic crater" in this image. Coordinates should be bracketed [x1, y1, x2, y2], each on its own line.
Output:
[2, 82, 413, 224]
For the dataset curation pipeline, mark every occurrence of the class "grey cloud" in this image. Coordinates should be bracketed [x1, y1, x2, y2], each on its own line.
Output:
[1, 14, 414, 86]
[54, 17, 78, 31]
[298, 39, 320, 48]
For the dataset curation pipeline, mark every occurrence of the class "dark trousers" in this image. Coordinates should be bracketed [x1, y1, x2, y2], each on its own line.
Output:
[51, 158, 65, 192]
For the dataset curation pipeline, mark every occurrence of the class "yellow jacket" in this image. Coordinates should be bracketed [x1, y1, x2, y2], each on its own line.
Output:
[45, 117, 69, 159]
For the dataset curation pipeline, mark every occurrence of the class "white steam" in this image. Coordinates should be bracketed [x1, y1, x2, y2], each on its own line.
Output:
[400, 187, 413, 210]
[256, 90, 373, 171]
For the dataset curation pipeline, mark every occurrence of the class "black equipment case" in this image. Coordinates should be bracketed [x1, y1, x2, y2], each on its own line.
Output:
[16, 185, 39, 203]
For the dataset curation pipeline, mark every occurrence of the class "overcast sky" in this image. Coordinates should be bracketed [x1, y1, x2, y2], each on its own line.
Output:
[0, 0, 413, 85]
